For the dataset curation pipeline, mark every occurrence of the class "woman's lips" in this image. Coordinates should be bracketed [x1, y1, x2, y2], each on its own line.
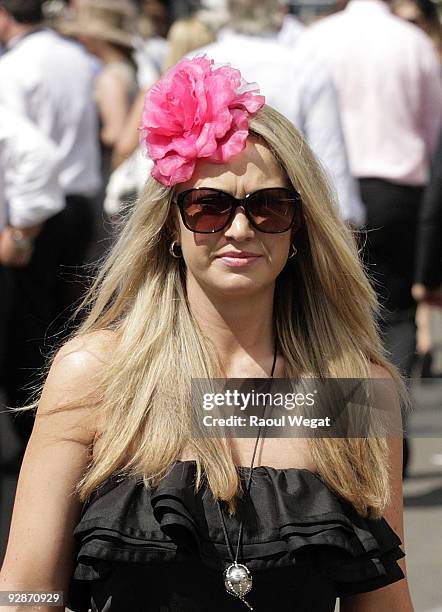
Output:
[216, 252, 262, 267]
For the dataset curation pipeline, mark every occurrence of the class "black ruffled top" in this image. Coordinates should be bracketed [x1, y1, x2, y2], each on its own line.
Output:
[68, 461, 405, 612]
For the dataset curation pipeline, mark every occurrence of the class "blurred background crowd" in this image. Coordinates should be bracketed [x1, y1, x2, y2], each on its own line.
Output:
[0, 0, 441, 606]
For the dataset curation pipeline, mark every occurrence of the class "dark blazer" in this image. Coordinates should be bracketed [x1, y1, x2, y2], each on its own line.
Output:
[414, 128, 442, 288]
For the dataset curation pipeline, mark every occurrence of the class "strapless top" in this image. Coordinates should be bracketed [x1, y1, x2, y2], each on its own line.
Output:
[67, 461, 405, 612]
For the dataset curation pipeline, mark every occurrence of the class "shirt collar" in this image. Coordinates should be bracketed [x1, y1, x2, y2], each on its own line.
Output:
[6, 26, 46, 51]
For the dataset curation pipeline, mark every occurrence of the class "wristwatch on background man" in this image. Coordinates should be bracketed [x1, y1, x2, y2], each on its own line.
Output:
[10, 228, 35, 252]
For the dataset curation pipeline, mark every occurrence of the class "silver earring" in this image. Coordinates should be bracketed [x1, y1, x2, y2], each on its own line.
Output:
[169, 240, 182, 258]
[288, 243, 298, 259]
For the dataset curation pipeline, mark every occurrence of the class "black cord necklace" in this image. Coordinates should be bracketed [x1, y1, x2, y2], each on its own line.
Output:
[216, 340, 278, 610]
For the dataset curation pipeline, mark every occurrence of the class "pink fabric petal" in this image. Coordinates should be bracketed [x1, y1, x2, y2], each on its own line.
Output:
[205, 73, 237, 113]
[153, 154, 195, 186]
[212, 65, 243, 92]
[155, 152, 188, 175]
[171, 125, 200, 157]
[209, 109, 249, 162]
[235, 92, 266, 114]
[195, 122, 219, 157]
[145, 133, 175, 160]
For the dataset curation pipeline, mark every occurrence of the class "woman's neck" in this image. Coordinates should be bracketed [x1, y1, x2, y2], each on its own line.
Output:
[187, 279, 277, 376]
[97, 42, 128, 65]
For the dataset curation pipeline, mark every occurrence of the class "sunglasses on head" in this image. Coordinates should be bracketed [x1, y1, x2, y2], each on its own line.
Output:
[174, 187, 303, 234]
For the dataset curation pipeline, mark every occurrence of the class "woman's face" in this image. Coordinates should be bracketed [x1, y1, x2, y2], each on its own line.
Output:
[172, 136, 297, 299]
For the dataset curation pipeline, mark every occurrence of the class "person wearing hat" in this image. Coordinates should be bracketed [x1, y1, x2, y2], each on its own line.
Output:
[58, 0, 138, 150]
[58, 0, 139, 259]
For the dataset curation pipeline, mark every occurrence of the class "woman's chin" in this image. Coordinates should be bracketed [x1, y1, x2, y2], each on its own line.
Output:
[206, 274, 272, 297]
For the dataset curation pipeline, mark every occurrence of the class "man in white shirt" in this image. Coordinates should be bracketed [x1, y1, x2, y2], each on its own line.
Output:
[296, 0, 442, 187]
[0, 107, 64, 265]
[193, 0, 365, 226]
[0, 2, 100, 198]
[0, 0, 101, 278]
[296, 0, 442, 476]
[0, 0, 101, 442]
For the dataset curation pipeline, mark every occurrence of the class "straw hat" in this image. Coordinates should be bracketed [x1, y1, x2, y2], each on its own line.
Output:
[57, 0, 137, 49]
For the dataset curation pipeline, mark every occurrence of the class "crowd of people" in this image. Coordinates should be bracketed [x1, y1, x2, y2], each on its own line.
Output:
[0, 0, 441, 609]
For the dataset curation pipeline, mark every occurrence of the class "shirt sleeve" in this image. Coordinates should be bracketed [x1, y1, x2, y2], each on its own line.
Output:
[295, 59, 366, 226]
[1, 110, 65, 228]
[0, 59, 29, 115]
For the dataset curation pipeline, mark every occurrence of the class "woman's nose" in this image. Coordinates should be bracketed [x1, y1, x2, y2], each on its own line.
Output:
[223, 206, 254, 240]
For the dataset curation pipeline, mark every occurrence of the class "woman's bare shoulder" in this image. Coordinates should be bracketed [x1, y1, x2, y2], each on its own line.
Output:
[53, 329, 118, 368]
[37, 330, 119, 440]
[49, 330, 114, 381]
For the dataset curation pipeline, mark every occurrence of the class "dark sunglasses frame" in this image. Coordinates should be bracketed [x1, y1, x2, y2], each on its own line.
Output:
[174, 187, 303, 234]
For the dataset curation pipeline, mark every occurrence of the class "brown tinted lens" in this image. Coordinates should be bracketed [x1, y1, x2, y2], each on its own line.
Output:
[181, 189, 232, 232]
[248, 189, 298, 232]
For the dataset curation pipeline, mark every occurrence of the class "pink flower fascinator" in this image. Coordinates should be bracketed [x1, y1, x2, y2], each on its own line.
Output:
[139, 56, 266, 186]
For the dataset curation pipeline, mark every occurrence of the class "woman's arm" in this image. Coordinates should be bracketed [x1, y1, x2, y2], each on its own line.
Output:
[0, 332, 110, 612]
[341, 365, 413, 611]
[112, 89, 147, 168]
[95, 68, 133, 148]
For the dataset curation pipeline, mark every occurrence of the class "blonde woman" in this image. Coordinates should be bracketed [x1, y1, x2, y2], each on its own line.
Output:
[0, 57, 412, 611]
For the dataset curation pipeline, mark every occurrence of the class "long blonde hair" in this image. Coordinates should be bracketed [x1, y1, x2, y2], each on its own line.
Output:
[26, 105, 407, 518]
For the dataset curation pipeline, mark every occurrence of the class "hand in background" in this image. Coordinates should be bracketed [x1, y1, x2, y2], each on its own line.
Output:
[412, 283, 442, 307]
[0, 224, 41, 267]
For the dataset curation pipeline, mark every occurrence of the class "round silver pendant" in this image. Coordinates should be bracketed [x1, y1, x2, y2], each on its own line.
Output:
[223, 562, 253, 598]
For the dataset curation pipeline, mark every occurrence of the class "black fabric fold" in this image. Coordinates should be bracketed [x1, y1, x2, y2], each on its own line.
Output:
[68, 461, 405, 611]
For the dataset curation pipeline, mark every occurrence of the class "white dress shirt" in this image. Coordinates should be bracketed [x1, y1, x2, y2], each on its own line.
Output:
[0, 28, 101, 196]
[193, 29, 365, 225]
[295, 0, 442, 185]
[0, 106, 64, 232]
[278, 14, 305, 49]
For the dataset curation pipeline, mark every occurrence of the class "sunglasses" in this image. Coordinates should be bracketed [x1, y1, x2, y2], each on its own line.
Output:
[175, 187, 303, 234]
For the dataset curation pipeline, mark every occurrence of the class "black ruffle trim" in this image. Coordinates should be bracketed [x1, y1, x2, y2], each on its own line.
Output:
[70, 461, 405, 601]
